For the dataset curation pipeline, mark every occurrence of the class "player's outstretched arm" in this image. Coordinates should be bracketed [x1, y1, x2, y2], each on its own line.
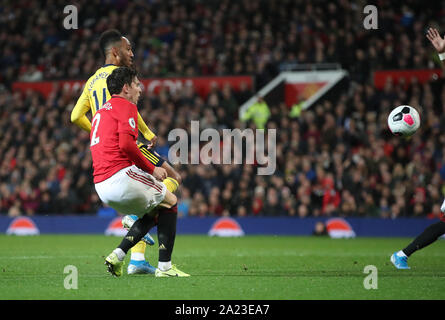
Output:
[71, 89, 92, 132]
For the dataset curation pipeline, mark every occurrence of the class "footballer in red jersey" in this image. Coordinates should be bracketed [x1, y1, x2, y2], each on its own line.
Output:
[97, 67, 189, 277]
[72, 29, 182, 275]
[91, 67, 168, 214]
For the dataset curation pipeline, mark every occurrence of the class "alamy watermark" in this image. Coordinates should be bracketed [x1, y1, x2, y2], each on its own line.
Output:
[168, 121, 277, 175]
[63, 5, 78, 30]
[64, 265, 78, 289]
[363, 265, 378, 290]
[363, 5, 378, 30]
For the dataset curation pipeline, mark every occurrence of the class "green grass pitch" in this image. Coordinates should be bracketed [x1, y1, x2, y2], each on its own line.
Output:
[0, 234, 445, 300]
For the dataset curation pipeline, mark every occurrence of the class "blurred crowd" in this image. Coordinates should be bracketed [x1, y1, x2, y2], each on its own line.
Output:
[1, 0, 445, 219]
[1, 0, 443, 87]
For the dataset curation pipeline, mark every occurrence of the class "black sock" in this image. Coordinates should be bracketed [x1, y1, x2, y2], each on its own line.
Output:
[118, 213, 156, 254]
[403, 221, 445, 257]
[157, 204, 177, 262]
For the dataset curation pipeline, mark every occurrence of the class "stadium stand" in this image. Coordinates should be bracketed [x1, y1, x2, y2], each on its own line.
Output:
[1, 0, 445, 219]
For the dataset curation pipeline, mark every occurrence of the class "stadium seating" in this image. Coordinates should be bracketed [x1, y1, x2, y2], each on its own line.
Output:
[0, 0, 444, 219]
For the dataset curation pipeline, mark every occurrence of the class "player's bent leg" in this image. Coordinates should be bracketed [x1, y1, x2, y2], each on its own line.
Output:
[391, 221, 445, 270]
[124, 189, 164, 275]
[122, 164, 168, 274]
[102, 164, 185, 277]
[106, 213, 158, 277]
[122, 215, 155, 245]
[124, 147, 180, 273]
[123, 147, 181, 273]
[101, 165, 167, 276]
[158, 189, 177, 209]
[123, 216, 156, 275]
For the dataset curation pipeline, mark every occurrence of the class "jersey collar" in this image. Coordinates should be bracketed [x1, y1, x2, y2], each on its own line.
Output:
[111, 95, 126, 100]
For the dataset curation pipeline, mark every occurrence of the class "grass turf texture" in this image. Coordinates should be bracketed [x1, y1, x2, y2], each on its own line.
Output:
[0, 235, 445, 300]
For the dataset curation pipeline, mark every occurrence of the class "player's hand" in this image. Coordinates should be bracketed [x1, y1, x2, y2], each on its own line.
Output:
[147, 135, 158, 149]
[426, 27, 445, 53]
[152, 167, 167, 181]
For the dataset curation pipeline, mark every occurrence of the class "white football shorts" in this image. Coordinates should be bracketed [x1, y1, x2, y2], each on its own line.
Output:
[95, 165, 167, 218]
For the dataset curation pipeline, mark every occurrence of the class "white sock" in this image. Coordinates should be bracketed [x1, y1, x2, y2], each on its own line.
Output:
[113, 248, 126, 261]
[130, 252, 145, 261]
[158, 261, 172, 271]
[396, 250, 407, 258]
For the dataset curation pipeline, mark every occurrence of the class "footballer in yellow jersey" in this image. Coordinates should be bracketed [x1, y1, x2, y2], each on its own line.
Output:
[70, 29, 181, 275]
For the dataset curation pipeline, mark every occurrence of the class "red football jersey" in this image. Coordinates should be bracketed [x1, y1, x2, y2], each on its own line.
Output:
[90, 95, 139, 183]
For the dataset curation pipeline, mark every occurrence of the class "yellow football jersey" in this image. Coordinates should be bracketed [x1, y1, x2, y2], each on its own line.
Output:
[84, 64, 116, 115]
[71, 64, 155, 141]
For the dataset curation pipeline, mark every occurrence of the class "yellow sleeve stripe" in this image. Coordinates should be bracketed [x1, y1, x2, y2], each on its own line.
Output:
[139, 147, 159, 164]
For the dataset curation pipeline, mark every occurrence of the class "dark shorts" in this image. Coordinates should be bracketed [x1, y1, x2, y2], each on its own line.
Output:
[138, 144, 165, 167]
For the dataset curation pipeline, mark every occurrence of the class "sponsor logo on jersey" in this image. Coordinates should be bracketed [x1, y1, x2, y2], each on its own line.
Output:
[6, 217, 40, 236]
[105, 217, 127, 237]
[129, 117, 136, 129]
[208, 217, 245, 237]
[325, 218, 356, 239]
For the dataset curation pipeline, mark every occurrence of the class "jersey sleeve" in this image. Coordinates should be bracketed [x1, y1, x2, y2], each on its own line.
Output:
[71, 86, 92, 132]
[137, 112, 156, 141]
[116, 101, 139, 139]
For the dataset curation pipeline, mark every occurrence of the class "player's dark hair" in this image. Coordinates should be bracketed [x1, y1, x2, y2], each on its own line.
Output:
[99, 29, 123, 57]
[107, 67, 138, 95]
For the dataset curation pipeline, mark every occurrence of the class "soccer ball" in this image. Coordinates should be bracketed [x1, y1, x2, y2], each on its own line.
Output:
[387, 105, 420, 137]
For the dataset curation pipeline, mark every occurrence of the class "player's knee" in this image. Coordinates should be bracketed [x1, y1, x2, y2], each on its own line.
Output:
[162, 191, 177, 209]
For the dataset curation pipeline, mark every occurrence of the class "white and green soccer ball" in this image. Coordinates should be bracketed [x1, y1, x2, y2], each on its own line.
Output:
[387, 105, 420, 137]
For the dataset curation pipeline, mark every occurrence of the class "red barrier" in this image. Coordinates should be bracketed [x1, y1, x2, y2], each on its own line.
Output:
[12, 75, 253, 98]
